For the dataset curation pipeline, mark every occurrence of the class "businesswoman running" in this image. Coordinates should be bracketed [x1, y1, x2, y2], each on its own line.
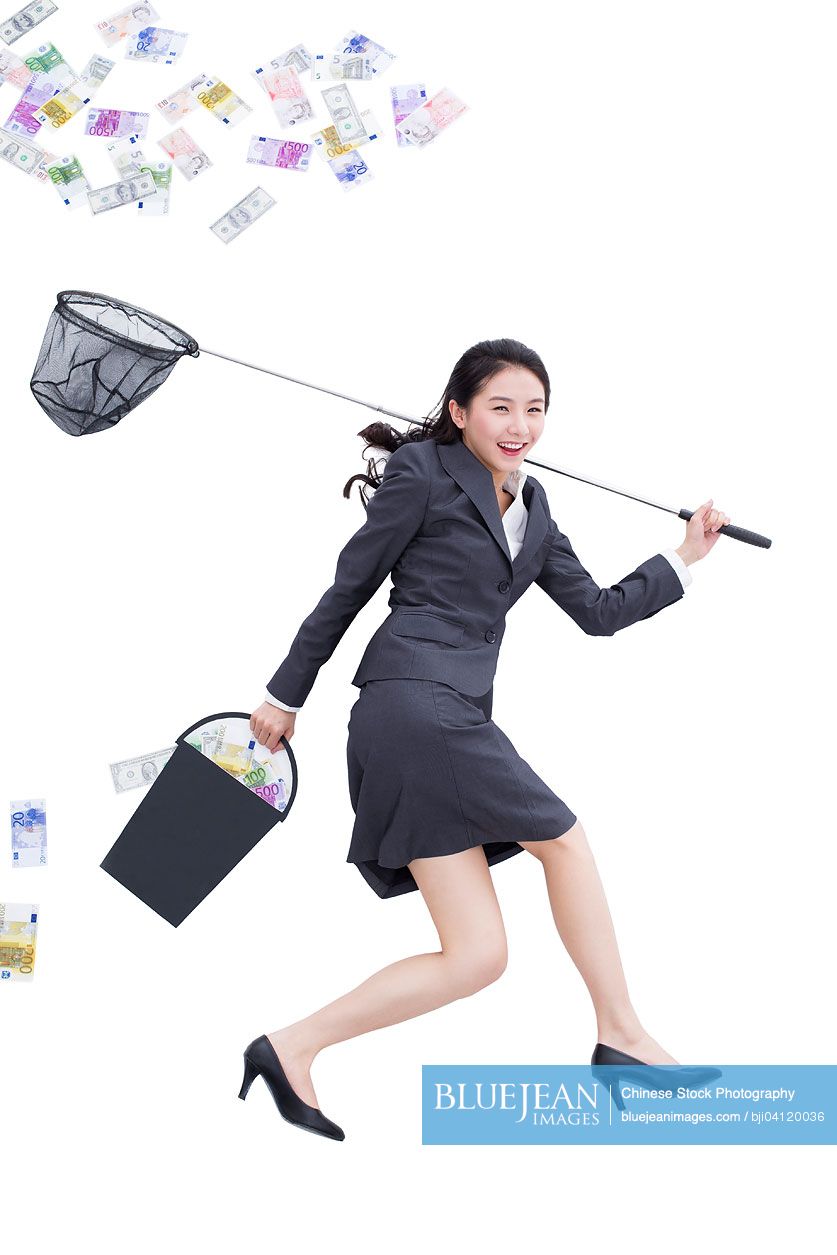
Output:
[242, 338, 729, 1140]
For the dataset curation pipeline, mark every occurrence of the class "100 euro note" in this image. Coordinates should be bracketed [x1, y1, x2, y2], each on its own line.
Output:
[45, 151, 88, 206]
[0, 903, 38, 981]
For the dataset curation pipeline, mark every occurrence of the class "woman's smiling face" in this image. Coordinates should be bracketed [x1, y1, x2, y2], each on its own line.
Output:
[449, 365, 546, 487]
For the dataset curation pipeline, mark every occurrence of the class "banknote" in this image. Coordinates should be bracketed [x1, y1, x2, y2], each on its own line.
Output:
[156, 70, 206, 120]
[110, 745, 175, 791]
[252, 63, 313, 127]
[261, 42, 312, 75]
[0, 46, 33, 87]
[3, 76, 53, 135]
[0, 123, 48, 172]
[186, 715, 291, 811]
[86, 106, 149, 138]
[137, 158, 170, 213]
[320, 82, 367, 143]
[23, 39, 74, 84]
[124, 25, 187, 64]
[210, 186, 275, 243]
[0, 903, 38, 981]
[311, 51, 377, 82]
[395, 87, 467, 147]
[310, 109, 380, 160]
[390, 83, 426, 146]
[158, 124, 211, 179]
[246, 133, 310, 171]
[335, 29, 396, 76]
[45, 152, 88, 206]
[193, 76, 251, 127]
[10, 800, 47, 867]
[1, 0, 56, 46]
[96, 1, 158, 47]
[88, 170, 155, 211]
[37, 52, 116, 127]
[326, 148, 373, 191]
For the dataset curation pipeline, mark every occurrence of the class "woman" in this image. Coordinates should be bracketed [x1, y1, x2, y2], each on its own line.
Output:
[241, 339, 730, 1140]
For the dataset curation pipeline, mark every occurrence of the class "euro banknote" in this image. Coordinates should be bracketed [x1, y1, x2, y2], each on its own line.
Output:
[261, 42, 312, 75]
[1, 0, 56, 46]
[136, 159, 171, 213]
[390, 83, 426, 146]
[246, 133, 310, 171]
[0, 903, 38, 981]
[10, 799, 47, 867]
[124, 26, 187, 64]
[86, 106, 149, 138]
[335, 29, 396, 77]
[23, 39, 74, 84]
[185, 715, 291, 811]
[210, 186, 275, 243]
[35, 55, 116, 129]
[310, 109, 380, 160]
[193, 76, 251, 127]
[45, 151, 88, 206]
[326, 148, 373, 191]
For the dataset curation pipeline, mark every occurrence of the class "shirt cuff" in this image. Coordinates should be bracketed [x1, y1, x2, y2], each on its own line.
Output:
[661, 548, 692, 590]
[264, 690, 301, 712]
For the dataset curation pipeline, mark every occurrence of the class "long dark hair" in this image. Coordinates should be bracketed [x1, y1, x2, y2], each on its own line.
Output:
[342, 337, 551, 505]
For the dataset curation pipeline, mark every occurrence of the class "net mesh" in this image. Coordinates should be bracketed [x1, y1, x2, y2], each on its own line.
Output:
[30, 290, 200, 436]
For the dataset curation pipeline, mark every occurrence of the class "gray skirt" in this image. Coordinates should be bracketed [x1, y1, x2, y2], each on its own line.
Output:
[345, 678, 578, 899]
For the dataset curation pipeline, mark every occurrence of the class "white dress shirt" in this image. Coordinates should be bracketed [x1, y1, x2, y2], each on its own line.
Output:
[264, 466, 692, 712]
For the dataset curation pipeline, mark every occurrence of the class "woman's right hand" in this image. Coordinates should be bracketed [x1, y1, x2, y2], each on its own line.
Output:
[250, 702, 296, 754]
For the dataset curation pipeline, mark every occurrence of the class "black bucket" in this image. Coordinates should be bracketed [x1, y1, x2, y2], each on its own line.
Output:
[100, 711, 298, 927]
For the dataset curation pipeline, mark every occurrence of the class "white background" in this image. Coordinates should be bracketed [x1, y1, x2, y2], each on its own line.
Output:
[2, 0, 834, 1247]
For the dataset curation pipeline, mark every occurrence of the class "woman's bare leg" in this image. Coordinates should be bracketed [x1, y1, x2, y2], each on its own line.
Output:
[519, 820, 680, 1065]
[267, 846, 508, 1108]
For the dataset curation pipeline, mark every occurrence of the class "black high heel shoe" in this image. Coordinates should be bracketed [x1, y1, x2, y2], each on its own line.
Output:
[238, 1035, 345, 1141]
[591, 1042, 723, 1111]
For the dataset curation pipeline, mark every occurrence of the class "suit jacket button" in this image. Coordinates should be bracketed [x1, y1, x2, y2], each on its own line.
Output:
[498, 580, 510, 593]
[485, 630, 497, 643]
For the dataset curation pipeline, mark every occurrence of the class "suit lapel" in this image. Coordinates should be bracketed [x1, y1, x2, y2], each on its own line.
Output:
[436, 437, 548, 573]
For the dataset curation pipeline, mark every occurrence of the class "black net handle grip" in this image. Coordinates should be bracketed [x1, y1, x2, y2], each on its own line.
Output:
[678, 508, 771, 549]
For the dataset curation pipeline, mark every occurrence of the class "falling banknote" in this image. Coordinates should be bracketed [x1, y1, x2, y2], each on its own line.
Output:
[124, 26, 187, 64]
[44, 152, 89, 206]
[193, 76, 251, 127]
[210, 186, 275, 243]
[395, 86, 467, 146]
[155, 70, 206, 121]
[158, 124, 211, 179]
[88, 170, 155, 211]
[320, 82, 367, 143]
[335, 29, 396, 76]
[86, 106, 149, 138]
[390, 83, 426, 146]
[1, 0, 57, 46]
[10, 799, 47, 867]
[110, 745, 175, 791]
[35, 55, 116, 129]
[0, 903, 38, 981]
[310, 108, 380, 160]
[184, 716, 291, 811]
[246, 133, 310, 171]
[0, 46, 34, 88]
[252, 63, 312, 128]
[95, 1, 159, 47]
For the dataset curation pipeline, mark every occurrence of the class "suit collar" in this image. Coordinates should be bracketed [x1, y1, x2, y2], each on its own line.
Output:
[436, 436, 548, 572]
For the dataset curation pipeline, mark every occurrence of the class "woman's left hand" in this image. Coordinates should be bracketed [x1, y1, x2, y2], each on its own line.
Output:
[680, 499, 732, 563]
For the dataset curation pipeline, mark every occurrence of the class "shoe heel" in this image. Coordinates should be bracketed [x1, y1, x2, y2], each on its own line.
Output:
[591, 1065, 626, 1111]
[238, 1056, 259, 1101]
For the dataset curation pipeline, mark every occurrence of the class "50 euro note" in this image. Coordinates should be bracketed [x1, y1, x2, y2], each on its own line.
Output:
[0, 903, 38, 981]
[1, 1, 57, 46]
[158, 125, 211, 180]
[193, 76, 251, 127]
[252, 63, 313, 128]
[96, 1, 159, 47]
[395, 86, 468, 147]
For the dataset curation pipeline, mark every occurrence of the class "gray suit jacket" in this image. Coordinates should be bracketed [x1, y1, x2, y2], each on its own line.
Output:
[266, 435, 685, 708]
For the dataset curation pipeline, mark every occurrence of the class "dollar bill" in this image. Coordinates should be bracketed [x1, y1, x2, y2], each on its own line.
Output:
[252, 63, 313, 127]
[96, 1, 158, 47]
[311, 51, 377, 82]
[137, 158, 170, 213]
[158, 124, 211, 179]
[310, 109, 380, 160]
[124, 25, 187, 64]
[10, 800, 47, 867]
[0, 123, 48, 173]
[395, 86, 467, 147]
[390, 83, 426, 146]
[1, 0, 56, 46]
[0, 46, 33, 87]
[326, 148, 374, 191]
[320, 82, 367, 143]
[246, 133, 310, 171]
[0, 903, 38, 981]
[193, 76, 251, 127]
[87, 170, 155, 211]
[110, 745, 175, 791]
[45, 151, 89, 206]
[156, 70, 206, 120]
[210, 186, 275, 243]
[86, 106, 149, 138]
[335, 29, 396, 77]
[261, 42, 311, 75]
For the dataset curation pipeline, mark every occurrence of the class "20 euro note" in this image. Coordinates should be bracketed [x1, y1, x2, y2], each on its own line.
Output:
[0, 903, 38, 981]
[10, 799, 47, 867]
[124, 26, 188, 65]
[335, 29, 396, 77]
[320, 82, 367, 143]
[1, 0, 56, 47]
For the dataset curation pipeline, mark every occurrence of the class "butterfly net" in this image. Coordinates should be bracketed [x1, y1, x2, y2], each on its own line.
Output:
[30, 290, 200, 436]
